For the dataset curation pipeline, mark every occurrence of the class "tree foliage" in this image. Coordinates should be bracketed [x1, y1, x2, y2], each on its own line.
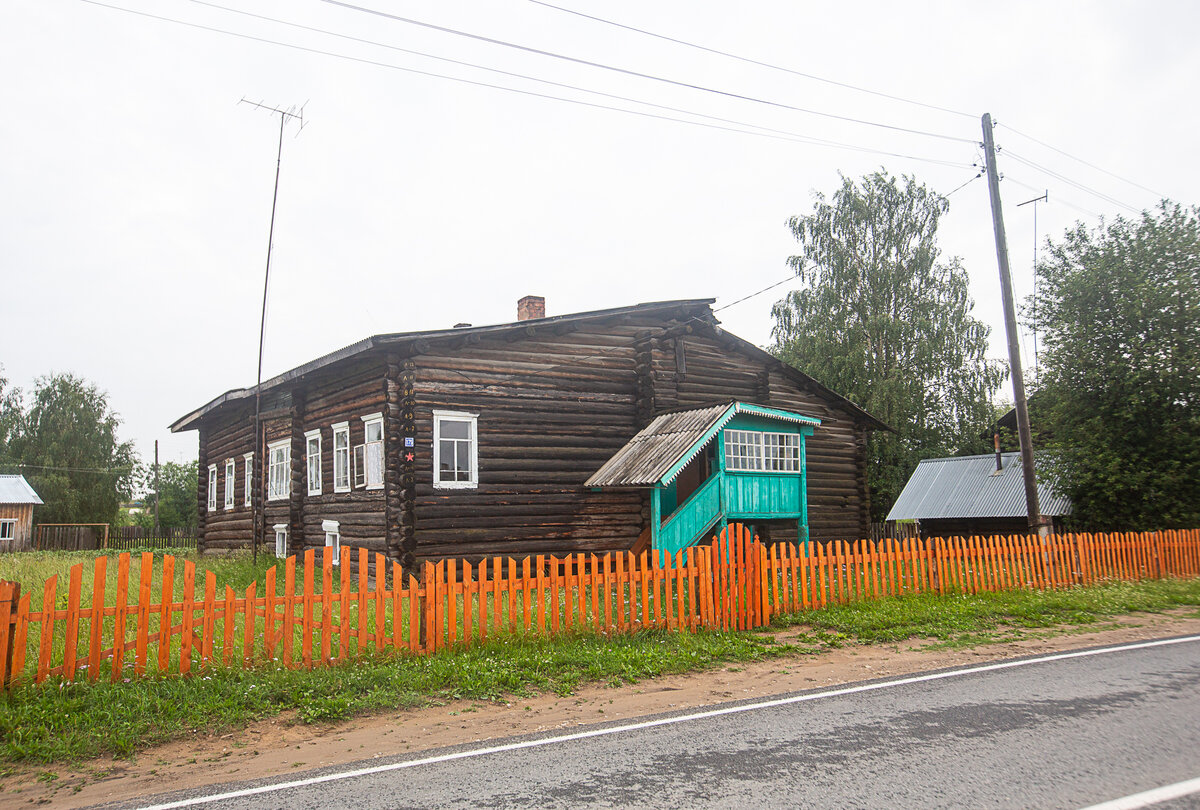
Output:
[2, 373, 137, 525]
[135, 460, 199, 530]
[1031, 202, 1200, 530]
[771, 171, 1005, 519]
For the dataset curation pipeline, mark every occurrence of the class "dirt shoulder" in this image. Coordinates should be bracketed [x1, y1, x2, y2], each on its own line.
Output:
[8, 609, 1200, 808]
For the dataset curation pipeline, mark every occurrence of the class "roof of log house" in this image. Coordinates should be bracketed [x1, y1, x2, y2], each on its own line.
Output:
[170, 298, 888, 433]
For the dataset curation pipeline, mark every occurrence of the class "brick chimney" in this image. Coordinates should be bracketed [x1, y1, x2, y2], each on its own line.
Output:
[517, 295, 545, 321]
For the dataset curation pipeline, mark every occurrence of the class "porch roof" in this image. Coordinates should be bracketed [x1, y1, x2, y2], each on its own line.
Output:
[585, 401, 820, 488]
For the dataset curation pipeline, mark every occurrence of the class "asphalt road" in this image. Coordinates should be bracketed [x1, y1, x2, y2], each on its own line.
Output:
[117, 636, 1200, 810]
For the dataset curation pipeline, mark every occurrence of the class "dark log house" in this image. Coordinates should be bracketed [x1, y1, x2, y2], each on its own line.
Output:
[171, 297, 886, 569]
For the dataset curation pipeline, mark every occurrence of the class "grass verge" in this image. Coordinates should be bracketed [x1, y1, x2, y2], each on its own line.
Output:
[2, 578, 1198, 765]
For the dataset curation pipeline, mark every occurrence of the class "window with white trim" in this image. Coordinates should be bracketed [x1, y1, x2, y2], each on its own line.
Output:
[267, 439, 290, 501]
[763, 433, 801, 471]
[305, 429, 322, 496]
[322, 519, 341, 566]
[358, 413, 383, 490]
[224, 458, 235, 509]
[243, 452, 253, 507]
[0, 520, 15, 542]
[724, 430, 763, 471]
[433, 410, 478, 488]
[273, 523, 288, 559]
[332, 422, 350, 492]
[724, 429, 801, 472]
[207, 464, 218, 510]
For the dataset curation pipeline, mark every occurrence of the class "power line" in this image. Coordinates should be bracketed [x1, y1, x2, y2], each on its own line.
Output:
[5, 463, 136, 475]
[944, 170, 984, 198]
[998, 122, 1168, 199]
[321, 0, 978, 145]
[80, 0, 974, 169]
[1002, 150, 1142, 215]
[528, 0, 978, 120]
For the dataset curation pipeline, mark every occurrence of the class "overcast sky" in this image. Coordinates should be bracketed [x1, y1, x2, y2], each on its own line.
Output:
[3, 0, 1196, 467]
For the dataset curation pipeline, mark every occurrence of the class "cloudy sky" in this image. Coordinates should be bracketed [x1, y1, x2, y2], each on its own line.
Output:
[3, 0, 1196, 466]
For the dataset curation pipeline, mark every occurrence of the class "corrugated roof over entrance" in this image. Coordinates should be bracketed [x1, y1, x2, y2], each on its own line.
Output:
[886, 453, 1071, 521]
[585, 401, 820, 488]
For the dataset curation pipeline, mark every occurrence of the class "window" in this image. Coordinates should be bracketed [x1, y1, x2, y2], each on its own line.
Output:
[305, 429, 322, 496]
[243, 452, 253, 507]
[207, 464, 218, 510]
[268, 439, 290, 501]
[763, 433, 801, 472]
[272, 523, 288, 559]
[224, 458, 235, 509]
[359, 413, 384, 489]
[332, 422, 350, 492]
[724, 430, 763, 471]
[433, 410, 478, 489]
[724, 429, 801, 473]
[322, 519, 341, 566]
[0, 520, 15, 542]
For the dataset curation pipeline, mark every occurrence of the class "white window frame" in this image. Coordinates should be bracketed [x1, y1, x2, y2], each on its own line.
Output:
[724, 429, 801, 473]
[243, 452, 253, 507]
[223, 458, 235, 509]
[360, 413, 384, 490]
[0, 520, 15, 542]
[322, 519, 341, 566]
[305, 429, 322, 496]
[267, 439, 291, 501]
[273, 523, 288, 559]
[207, 464, 218, 511]
[332, 421, 351, 493]
[433, 410, 479, 489]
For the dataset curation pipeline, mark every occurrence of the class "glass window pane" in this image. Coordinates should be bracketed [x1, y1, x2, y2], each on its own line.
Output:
[366, 421, 383, 442]
[441, 420, 470, 440]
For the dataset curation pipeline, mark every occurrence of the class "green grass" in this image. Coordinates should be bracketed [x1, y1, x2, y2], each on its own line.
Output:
[776, 577, 1200, 648]
[0, 628, 792, 764]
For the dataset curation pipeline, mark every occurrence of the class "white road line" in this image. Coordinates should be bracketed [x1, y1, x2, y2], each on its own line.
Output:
[1080, 776, 1200, 809]
[136, 634, 1200, 810]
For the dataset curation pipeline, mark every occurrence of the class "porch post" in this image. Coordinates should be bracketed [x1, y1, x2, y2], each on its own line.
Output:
[800, 428, 812, 556]
[650, 485, 661, 551]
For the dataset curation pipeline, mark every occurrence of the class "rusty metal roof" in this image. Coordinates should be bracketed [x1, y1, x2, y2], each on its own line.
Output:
[885, 453, 1071, 521]
[0, 474, 43, 505]
[586, 401, 820, 488]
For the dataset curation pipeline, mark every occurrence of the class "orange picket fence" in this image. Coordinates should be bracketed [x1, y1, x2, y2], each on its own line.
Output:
[0, 526, 1197, 689]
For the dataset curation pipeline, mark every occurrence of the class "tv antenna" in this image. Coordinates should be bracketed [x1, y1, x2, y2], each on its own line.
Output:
[240, 98, 308, 564]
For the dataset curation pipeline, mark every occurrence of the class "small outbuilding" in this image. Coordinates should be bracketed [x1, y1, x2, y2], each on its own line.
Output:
[0, 474, 43, 552]
[886, 452, 1071, 538]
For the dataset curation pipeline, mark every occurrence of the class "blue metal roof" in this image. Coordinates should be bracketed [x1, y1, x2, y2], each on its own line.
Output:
[886, 453, 1071, 521]
[0, 474, 43, 505]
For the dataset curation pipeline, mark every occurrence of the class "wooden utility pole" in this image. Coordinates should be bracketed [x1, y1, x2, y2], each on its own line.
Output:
[981, 113, 1048, 537]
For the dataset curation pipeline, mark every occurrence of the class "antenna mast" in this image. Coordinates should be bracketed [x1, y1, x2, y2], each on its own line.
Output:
[240, 98, 307, 564]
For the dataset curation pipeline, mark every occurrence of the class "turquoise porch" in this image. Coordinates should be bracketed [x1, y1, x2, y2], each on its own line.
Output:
[586, 402, 819, 558]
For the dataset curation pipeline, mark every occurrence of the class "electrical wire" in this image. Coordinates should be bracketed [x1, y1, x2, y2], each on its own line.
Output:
[5, 463, 136, 475]
[1002, 150, 1142, 215]
[79, 0, 975, 169]
[944, 171, 984, 198]
[528, 0, 978, 120]
[321, 0, 978, 145]
[999, 123, 1167, 199]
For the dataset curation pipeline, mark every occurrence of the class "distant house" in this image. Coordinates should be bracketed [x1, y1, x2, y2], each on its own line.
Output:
[171, 297, 887, 568]
[0, 474, 43, 552]
[886, 453, 1071, 538]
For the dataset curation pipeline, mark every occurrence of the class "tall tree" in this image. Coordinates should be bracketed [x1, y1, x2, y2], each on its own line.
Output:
[135, 460, 199, 530]
[6, 373, 136, 525]
[772, 171, 1005, 519]
[1031, 202, 1200, 530]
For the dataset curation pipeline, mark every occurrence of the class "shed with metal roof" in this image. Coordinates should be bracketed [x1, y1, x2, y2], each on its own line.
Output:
[0, 474, 43, 552]
[886, 453, 1071, 538]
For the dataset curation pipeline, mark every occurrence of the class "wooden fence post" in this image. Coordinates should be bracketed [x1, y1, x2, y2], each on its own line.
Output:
[0, 581, 19, 689]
